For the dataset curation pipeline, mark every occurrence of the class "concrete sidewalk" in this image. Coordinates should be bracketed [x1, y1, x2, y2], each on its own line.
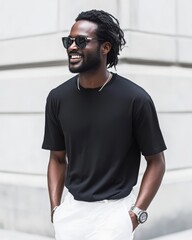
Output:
[1, 228, 192, 240]
[0, 229, 54, 240]
[149, 229, 192, 240]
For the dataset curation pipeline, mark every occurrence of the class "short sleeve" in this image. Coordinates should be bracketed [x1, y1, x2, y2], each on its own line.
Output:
[133, 95, 166, 156]
[42, 92, 65, 151]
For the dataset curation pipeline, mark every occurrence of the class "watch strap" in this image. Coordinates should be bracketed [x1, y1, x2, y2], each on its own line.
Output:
[130, 205, 148, 224]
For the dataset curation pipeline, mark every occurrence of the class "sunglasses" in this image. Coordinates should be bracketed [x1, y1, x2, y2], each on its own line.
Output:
[62, 36, 99, 49]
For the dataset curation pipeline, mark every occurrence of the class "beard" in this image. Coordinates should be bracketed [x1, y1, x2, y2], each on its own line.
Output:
[69, 47, 101, 73]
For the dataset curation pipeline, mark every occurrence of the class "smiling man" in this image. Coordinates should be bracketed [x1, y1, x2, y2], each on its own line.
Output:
[42, 9, 166, 240]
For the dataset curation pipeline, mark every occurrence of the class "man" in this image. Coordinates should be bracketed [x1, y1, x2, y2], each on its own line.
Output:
[42, 9, 166, 240]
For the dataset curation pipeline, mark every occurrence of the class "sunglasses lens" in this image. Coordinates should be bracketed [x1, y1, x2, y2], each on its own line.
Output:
[76, 36, 86, 48]
[63, 37, 72, 49]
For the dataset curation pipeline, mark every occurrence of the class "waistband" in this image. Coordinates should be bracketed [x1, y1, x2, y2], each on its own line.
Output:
[64, 189, 136, 206]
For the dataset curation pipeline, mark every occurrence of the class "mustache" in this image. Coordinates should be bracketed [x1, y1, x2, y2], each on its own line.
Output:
[68, 50, 82, 55]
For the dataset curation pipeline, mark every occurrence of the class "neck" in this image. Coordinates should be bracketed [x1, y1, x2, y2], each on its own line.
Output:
[78, 70, 111, 89]
[77, 72, 112, 92]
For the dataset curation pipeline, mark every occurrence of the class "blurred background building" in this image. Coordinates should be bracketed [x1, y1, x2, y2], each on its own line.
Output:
[0, 0, 192, 239]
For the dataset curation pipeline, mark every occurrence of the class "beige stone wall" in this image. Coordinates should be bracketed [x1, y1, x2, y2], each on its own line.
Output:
[0, 0, 192, 239]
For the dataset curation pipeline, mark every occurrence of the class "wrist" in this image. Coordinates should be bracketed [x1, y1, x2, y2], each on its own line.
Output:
[130, 206, 148, 224]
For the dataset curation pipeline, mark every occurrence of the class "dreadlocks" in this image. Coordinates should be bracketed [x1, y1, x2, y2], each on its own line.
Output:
[75, 9, 126, 69]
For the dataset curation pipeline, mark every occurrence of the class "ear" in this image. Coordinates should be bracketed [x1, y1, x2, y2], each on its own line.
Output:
[101, 42, 112, 55]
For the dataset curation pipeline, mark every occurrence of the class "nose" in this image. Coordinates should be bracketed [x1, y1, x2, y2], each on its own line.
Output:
[68, 40, 78, 50]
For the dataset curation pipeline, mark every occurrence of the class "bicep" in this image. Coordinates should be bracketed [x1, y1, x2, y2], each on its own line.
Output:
[50, 150, 67, 164]
[144, 152, 166, 171]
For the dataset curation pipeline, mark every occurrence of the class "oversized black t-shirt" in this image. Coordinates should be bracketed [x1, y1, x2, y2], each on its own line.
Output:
[42, 73, 166, 201]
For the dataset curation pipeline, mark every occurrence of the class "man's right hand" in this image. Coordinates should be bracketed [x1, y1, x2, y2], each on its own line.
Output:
[51, 206, 58, 223]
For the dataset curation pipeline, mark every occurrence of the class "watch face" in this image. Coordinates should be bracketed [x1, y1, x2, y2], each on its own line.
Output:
[139, 212, 148, 223]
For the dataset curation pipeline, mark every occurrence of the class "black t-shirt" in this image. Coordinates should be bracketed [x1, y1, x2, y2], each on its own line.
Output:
[42, 73, 166, 201]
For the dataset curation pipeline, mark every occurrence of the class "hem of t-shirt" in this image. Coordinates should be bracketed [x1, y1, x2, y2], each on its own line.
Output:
[67, 188, 134, 202]
[42, 144, 65, 151]
[142, 144, 167, 157]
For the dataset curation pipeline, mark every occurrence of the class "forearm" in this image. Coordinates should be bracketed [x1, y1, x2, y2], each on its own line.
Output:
[135, 152, 166, 210]
[47, 151, 67, 210]
[129, 152, 165, 230]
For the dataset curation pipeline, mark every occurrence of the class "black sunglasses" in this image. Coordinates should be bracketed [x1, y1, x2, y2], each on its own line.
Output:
[62, 36, 99, 49]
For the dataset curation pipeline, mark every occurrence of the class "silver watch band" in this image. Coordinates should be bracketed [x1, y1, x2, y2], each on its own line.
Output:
[131, 206, 143, 215]
[130, 206, 148, 224]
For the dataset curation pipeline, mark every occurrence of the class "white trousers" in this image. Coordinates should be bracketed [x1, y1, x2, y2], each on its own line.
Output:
[53, 191, 136, 240]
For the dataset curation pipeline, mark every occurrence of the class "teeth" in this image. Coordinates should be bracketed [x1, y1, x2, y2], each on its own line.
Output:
[71, 55, 81, 59]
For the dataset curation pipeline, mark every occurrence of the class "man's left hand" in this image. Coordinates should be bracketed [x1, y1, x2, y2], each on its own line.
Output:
[129, 211, 139, 231]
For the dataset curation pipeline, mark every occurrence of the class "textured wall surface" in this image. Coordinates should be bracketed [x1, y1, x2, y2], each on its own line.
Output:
[0, 0, 192, 239]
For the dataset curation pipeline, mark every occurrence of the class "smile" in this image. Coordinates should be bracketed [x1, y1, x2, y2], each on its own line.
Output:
[69, 53, 82, 64]
[70, 55, 81, 59]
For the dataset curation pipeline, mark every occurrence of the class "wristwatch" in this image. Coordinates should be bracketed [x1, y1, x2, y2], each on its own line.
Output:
[130, 206, 148, 224]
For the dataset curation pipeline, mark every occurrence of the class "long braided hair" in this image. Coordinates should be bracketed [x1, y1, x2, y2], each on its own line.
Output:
[75, 10, 126, 69]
